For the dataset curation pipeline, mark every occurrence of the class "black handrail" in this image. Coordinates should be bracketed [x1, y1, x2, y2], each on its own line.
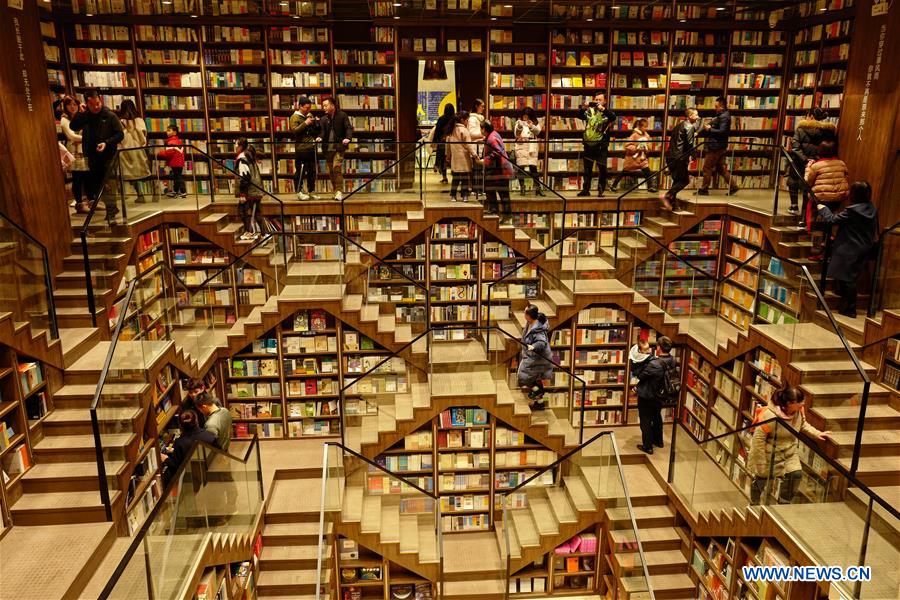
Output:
[0, 210, 59, 340]
[502, 430, 610, 497]
[800, 264, 871, 477]
[89, 260, 208, 518]
[329, 441, 437, 499]
[98, 435, 262, 599]
[867, 220, 900, 318]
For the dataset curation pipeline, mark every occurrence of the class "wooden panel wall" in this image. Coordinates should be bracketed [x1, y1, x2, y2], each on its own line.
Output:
[836, 0, 900, 225]
[0, 2, 70, 276]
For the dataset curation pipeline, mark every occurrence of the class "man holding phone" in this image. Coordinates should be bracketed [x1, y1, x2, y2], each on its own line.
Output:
[69, 89, 125, 221]
[289, 95, 321, 200]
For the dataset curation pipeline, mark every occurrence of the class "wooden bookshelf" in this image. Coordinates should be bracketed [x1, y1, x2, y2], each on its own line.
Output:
[227, 329, 285, 440]
[335, 536, 436, 600]
[881, 338, 900, 396]
[285, 310, 341, 439]
[659, 218, 722, 318]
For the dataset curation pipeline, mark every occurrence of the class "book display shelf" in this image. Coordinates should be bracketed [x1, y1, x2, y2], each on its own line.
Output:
[336, 536, 435, 600]
[681, 348, 746, 444]
[509, 531, 600, 596]
[556, 210, 641, 274]
[370, 410, 556, 534]
[687, 534, 810, 600]
[333, 24, 398, 194]
[487, 25, 549, 149]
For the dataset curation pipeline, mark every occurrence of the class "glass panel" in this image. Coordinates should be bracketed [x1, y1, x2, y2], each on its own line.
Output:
[316, 443, 345, 600]
[0, 215, 56, 337]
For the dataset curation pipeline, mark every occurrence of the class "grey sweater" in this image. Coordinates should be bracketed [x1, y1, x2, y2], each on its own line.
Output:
[204, 406, 232, 452]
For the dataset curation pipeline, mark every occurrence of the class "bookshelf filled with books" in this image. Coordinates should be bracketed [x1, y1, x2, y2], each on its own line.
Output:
[66, 22, 137, 111]
[41, 16, 67, 100]
[332, 24, 398, 194]
[508, 531, 599, 596]
[487, 26, 549, 149]
[720, 218, 763, 330]
[882, 337, 900, 396]
[336, 536, 436, 600]
[168, 226, 240, 327]
[226, 331, 284, 440]
[284, 309, 341, 439]
[546, 26, 607, 191]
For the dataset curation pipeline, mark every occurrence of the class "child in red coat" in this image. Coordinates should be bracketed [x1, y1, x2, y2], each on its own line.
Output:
[156, 125, 186, 198]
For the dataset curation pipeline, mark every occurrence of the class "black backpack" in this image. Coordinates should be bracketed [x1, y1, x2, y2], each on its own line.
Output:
[657, 358, 680, 402]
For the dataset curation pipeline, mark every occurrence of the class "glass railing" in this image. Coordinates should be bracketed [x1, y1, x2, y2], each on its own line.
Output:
[91, 261, 228, 519]
[98, 436, 263, 599]
[667, 417, 899, 600]
[0, 210, 58, 339]
[316, 442, 441, 600]
[79, 142, 290, 327]
[499, 430, 654, 600]
[867, 220, 900, 319]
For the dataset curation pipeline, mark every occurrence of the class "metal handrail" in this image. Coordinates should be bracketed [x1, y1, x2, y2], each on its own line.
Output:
[97, 435, 262, 599]
[89, 260, 208, 518]
[328, 441, 438, 498]
[0, 210, 59, 339]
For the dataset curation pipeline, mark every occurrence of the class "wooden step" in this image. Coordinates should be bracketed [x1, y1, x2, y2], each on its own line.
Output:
[544, 486, 578, 524]
[811, 404, 900, 429]
[10, 490, 120, 525]
[800, 381, 891, 402]
[527, 493, 559, 536]
[443, 578, 505, 599]
[32, 433, 134, 462]
[259, 545, 321, 570]
[831, 429, 900, 457]
[563, 476, 595, 512]
[256, 568, 325, 596]
[609, 527, 682, 552]
[341, 485, 364, 522]
[360, 495, 382, 534]
[510, 510, 540, 547]
[380, 503, 401, 543]
[621, 573, 695, 599]
[398, 515, 419, 554]
[607, 504, 676, 528]
[262, 521, 331, 545]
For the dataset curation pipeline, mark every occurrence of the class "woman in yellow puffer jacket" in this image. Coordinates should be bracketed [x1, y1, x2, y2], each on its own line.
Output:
[805, 141, 848, 208]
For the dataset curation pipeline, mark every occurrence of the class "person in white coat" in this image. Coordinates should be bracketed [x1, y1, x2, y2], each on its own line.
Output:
[446, 111, 478, 202]
[514, 107, 544, 196]
[59, 96, 90, 211]
[467, 99, 486, 199]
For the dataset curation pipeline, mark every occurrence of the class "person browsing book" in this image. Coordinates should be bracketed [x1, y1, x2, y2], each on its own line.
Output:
[196, 392, 231, 451]
[161, 410, 216, 485]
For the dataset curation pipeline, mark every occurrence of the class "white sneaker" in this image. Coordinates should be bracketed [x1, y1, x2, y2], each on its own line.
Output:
[239, 232, 254, 240]
[334, 191, 343, 201]
[297, 192, 310, 201]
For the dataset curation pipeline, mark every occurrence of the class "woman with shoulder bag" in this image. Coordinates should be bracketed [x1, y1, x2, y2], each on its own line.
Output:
[60, 96, 91, 212]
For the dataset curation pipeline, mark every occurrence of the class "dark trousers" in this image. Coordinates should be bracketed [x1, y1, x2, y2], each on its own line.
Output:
[666, 158, 690, 200]
[517, 165, 542, 194]
[637, 396, 663, 449]
[751, 470, 803, 505]
[171, 167, 186, 194]
[611, 167, 655, 191]
[435, 143, 447, 179]
[71, 170, 88, 203]
[294, 151, 316, 194]
[86, 157, 118, 215]
[450, 171, 470, 199]
[581, 145, 609, 194]
[239, 196, 266, 233]
[835, 279, 858, 313]
[485, 174, 511, 216]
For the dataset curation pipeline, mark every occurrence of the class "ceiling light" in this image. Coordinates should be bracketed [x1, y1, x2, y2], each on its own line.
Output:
[679, 19, 686, 22]
[162, 0, 172, 4]
[611, 5, 619, 8]
[504, 3, 512, 7]
[393, 15, 399, 19]
[86, 13, 93, 16]
[715, 6, 725, 10]
[586, 18, 593, 21]
[280, 1, 288, 5]
[393, 1, 402, 5]
[490, 16, 497, 20]
[819, 7, 827, 10]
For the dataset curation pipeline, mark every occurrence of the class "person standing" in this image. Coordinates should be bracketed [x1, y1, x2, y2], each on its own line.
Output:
[318, 97, 353, 201]
[609, 118, 657, 193]
[69, 89, 125, 221]
[447, 111, 477, 202]
[748, 387, 830, 505]
[431, 104, 456, 184]
[117, 99, 151, 204]
[514, 107, 544, 196]
[697, 97, 737, 196]
[467, 99, 486, 199]
[235, 138, 266, 240]
[289, 95, 321, 200]
[60, 96, 91, 212]
[156, 125, 186, 198]
[631, 335, 678, 455]
[577, 92, 616, 198]
[517, 305, 553, 411]
[790, 107, 835, 219]
[663, 108, 700, 211]
[477, 121, 513, 218]
[816, 181, 878, 318]
[804, 140, 848, 229]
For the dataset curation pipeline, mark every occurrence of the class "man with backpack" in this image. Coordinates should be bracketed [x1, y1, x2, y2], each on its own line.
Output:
[577, 92, 616, 198]
[631, 336, 679, 454]
[663, 108, 700, 211]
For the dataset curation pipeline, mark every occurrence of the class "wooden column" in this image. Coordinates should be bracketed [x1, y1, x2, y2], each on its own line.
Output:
[836, 0, 900, 224]
[0, 1, 70, 276]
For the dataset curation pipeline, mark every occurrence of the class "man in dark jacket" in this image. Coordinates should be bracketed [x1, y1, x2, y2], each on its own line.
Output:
[289, 95, 321, 200]
[318, 97, 354, 201]
[698, 97, 738, 196]
[577, 92, 616, 198]
[161, 409, 216, 486]
[817, 181, 878, 318]
[791, 107, 836, 222]
[69, 89, 125, 220]
[631, 336, 678, 454]
[663, 108, 699, 211]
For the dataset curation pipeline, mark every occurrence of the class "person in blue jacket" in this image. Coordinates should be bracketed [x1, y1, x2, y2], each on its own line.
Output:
[631, 336, 678, 454]
[517, 305, 554, 411]
[698, 96, 738, 196]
